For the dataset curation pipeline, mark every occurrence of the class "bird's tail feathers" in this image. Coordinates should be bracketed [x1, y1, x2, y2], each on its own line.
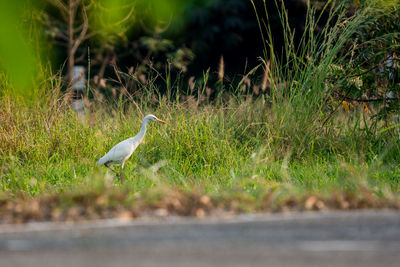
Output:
[97, 156, 107, 166]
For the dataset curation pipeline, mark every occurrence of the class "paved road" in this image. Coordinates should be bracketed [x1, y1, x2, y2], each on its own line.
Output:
[0, 211, 399, 267]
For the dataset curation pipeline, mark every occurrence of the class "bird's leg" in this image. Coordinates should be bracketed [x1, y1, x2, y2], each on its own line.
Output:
[105, 163, 119, 176]
[119, 162, 125, 182]
[119, 170, 124, 182]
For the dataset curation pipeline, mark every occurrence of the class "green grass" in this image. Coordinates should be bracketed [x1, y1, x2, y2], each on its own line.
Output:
[0, 1, 399, 222]
[1, 90, 399, 195]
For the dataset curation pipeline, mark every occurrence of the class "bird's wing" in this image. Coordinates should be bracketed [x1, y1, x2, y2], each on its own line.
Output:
[97, 140, 132, 165]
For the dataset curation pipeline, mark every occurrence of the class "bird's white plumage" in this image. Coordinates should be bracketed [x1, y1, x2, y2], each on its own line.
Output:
[97, 114, 166, 174]
[97, 138, 139, 166]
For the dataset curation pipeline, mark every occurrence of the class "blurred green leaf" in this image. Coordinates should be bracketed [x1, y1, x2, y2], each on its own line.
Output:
[90, 0, 187, 38]
[90, 0, 136, 41]
[0, 1, 36, 96]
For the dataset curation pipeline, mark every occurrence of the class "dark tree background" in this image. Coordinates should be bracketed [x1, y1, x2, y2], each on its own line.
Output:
[42, 0, 316, 81]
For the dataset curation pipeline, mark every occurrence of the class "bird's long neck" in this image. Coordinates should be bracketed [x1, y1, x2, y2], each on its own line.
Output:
[135, 119, 148, 142]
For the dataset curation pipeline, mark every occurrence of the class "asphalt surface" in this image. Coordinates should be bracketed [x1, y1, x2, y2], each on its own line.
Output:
[0, 211, 399, 267]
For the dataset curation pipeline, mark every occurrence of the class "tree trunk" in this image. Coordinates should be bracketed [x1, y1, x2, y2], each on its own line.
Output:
[68, 0, 76, 88]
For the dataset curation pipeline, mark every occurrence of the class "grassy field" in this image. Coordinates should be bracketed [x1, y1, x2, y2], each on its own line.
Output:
[0, 1, 399, 223]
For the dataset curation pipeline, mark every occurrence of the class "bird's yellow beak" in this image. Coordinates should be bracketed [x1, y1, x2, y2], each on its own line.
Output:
[155, 118, 166, 124]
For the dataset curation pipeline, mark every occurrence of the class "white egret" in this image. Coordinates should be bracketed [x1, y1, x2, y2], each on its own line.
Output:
[97, 114, 166, 179]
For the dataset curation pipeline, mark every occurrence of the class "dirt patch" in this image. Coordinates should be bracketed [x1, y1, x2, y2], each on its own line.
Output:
[1, 185, 399, 224]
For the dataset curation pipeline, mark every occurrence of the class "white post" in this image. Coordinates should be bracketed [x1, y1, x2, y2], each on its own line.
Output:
[72, 65, 86, 120]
